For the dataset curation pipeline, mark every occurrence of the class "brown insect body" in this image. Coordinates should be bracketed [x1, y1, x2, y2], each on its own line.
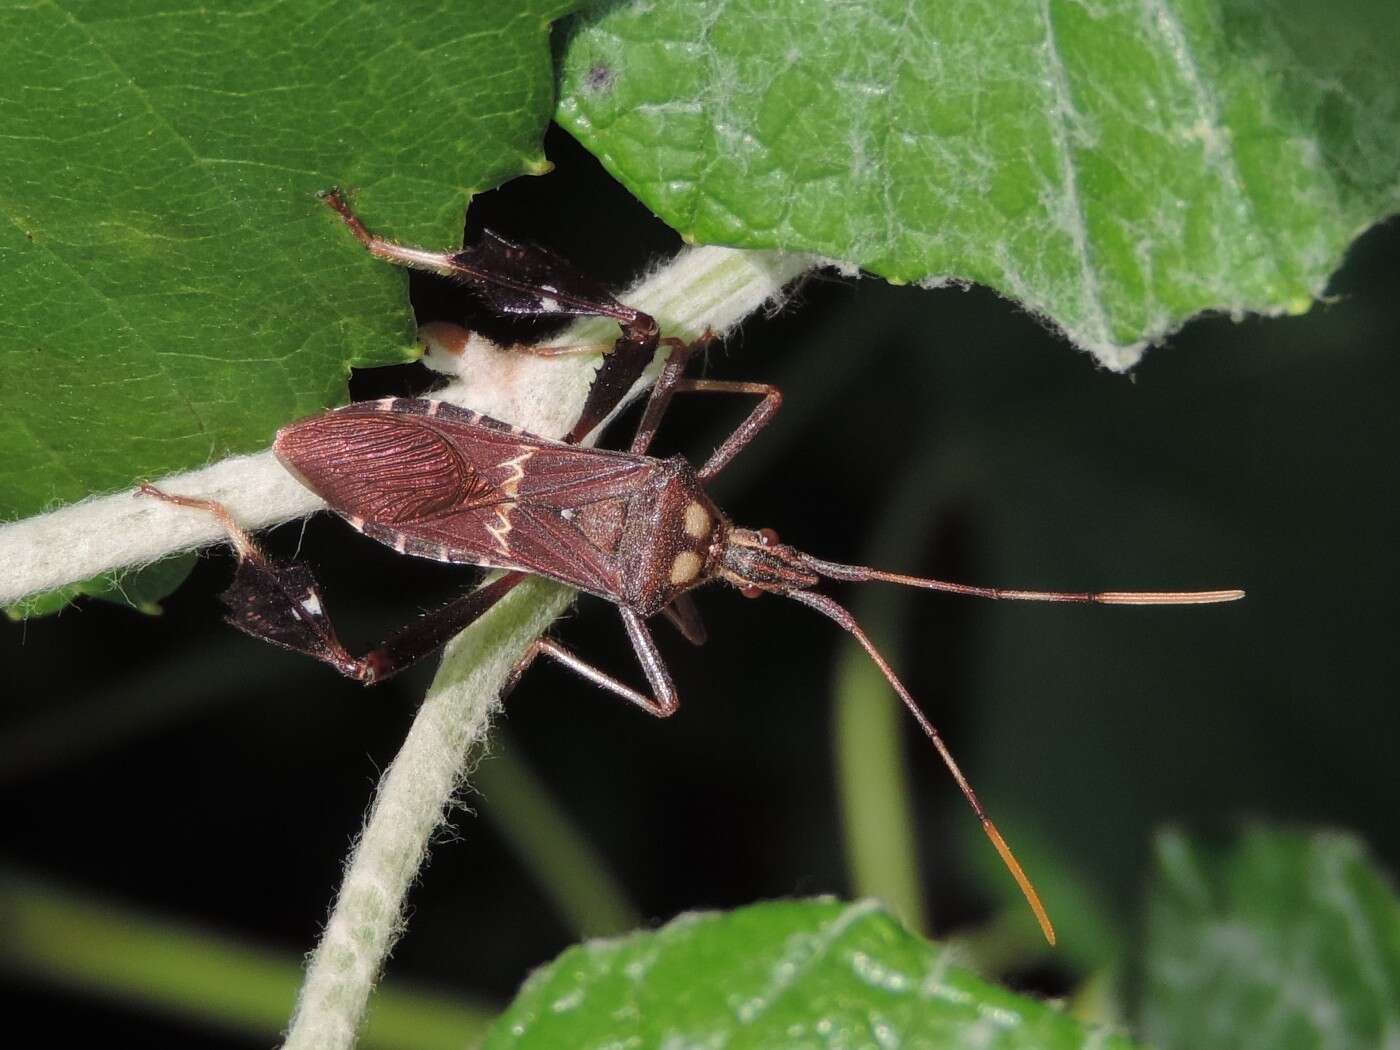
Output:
[275, 397, 729, 619]
[141, 190, 1247, 947]
[609, 457, 728, 617]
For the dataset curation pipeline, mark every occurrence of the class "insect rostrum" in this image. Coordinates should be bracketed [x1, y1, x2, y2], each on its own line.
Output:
[142, 190, 1244, 946]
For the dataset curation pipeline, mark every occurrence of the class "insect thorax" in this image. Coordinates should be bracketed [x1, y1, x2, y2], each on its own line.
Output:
[617, 457, 726, 616]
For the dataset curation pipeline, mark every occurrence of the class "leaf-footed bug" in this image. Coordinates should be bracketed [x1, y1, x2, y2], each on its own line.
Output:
[140, 190, 1244, 945]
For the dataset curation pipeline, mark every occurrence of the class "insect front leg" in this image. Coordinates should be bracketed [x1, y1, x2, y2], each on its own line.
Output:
[681, 379, 783, 480]
[625, 331, 717, 455]
[627, 360, 781, 476]
[617, 608, 680, 715]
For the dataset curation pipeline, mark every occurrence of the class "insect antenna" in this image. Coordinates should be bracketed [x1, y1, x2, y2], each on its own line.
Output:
[785, 588, 1058, 946]
[799, 554, 1245, 605]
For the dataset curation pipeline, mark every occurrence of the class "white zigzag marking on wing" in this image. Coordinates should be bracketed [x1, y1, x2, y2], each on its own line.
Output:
[485, 448, 535, 555]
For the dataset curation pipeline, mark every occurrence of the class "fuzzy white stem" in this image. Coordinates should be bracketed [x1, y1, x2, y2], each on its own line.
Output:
[0, 246, 813, 606]
[281, 576, 575, 1050]
[0, 451, 320, 605]
[270, 244, 813, 1050]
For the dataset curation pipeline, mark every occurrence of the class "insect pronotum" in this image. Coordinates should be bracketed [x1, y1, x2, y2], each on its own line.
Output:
[141, 190, 1244, 945]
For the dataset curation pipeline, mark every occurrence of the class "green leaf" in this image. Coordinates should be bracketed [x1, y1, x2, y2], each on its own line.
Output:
[0, 0, 578, 528]
[5, 552, 196, 619]
[1141, 827, 1400, 1050]
[558, 0, 1400, 366]
[485, 899, 1139, 1049]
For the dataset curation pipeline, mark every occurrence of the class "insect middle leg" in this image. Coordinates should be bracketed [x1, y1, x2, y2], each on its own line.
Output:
[506, 607, 680, 717]
[683, 379, 784, 480]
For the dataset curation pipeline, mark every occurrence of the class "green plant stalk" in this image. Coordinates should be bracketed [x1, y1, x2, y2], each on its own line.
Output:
[0, 869, 494, 1050]
[281, 243, 812, 1050]
[834, 608, 925, 933]
[475, 742, 642, 938]
[832, 433, 968, 936]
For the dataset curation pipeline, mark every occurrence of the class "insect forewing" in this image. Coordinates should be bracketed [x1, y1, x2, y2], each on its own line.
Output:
[275, 399, 659, 598]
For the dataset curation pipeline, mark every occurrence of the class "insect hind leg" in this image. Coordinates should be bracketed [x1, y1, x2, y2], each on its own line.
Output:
[136, 485, 259, 560]
[321, 187, 679, 448]
[138, 486, 528, 685]
[138, 485, 368, 680]
[321, 188, 463, 277]
[560, 316, 662, 445]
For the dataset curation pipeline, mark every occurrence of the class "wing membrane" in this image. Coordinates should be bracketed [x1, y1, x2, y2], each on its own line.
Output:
[276, 411, 497, 524]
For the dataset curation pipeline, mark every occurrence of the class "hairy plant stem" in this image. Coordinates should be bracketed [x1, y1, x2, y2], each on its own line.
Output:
[269, 244, 804, 1050]
[282, 576, 576, 1050]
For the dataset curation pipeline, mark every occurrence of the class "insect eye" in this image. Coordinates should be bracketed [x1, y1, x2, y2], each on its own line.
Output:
[758, 528, 780, 546]
[739, 583, 764, 599]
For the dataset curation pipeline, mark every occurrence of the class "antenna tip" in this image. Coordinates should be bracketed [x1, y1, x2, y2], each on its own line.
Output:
[1097, 588, 1245, 605]
[981, 820, 1057, 947]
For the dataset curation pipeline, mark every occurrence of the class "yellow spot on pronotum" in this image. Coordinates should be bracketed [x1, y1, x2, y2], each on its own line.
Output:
[683, 501, 710, 539]
[670, 551, 702, 586]
[982, 820, 1056, 946]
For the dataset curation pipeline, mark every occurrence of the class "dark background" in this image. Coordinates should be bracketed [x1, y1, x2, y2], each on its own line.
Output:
[5, 124, 1399, 1044]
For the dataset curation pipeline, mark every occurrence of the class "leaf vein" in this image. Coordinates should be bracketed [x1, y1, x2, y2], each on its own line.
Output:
[1038, 0, 1112, 348]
